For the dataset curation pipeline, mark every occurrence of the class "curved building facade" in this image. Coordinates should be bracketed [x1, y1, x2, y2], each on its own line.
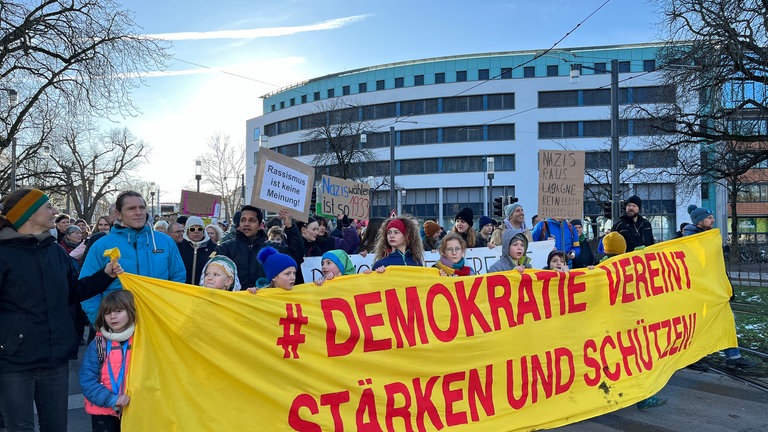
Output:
[245, 43, 693, 241]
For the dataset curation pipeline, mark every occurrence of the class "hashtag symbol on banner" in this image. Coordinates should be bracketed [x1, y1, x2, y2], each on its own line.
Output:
[277, 303, 308, 359]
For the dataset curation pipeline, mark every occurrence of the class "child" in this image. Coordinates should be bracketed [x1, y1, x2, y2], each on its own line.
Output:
[79, 291, 136, 432]
[315, 249, 356, 286]
[372, 215, 425, 270]
[265, 226, 284, 247]
[488, 231, 531, 274]
[251, 246, 298, 291]
[199, 255, 242, 291]
[433, 233, 474, 276]
[543, 250, 569, 272]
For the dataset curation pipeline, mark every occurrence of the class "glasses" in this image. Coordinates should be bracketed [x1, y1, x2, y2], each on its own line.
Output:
[445, 247, 463, 253]
[188, 227, 204, 232]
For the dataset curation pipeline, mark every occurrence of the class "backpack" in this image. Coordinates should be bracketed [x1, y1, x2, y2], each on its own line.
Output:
[94, 334, 107, 364]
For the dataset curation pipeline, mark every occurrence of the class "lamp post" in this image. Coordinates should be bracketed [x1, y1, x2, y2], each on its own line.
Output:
[389, 126, 396, 213]
[150, 190, 156, 218]
[571, 59, 620, 221]
[195, 160, 202, 192]
[400, 189, 407, 215]
[7, 89, 18, 191]
[487, 157, 495, 216]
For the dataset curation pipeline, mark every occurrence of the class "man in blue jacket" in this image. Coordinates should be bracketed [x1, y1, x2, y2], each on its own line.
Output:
[79, 190, 186, 324]
[531, 217, 580, 266]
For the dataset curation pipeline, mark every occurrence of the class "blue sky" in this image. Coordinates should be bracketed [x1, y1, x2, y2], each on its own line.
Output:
[124, 0, 663, 200]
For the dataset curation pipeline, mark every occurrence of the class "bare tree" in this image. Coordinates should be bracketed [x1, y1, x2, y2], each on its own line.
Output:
[302, 99, 377, 180]
[45, 126, 147, 222]
[639, 0, 768, 258]
[0, 0, 169, 192]
[199, 132, 245, 221]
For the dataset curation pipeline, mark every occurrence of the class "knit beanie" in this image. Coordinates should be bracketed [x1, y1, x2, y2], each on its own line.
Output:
[509, 232, 529, 252]
[478, 215, 493, 229]
[455, 207, 474, 227]
[547, 250, 565, 266]
[602, 231, 627, 255]
[257, 246, 297, 282]
[570, 219, 583, 227]
[321, 250, 356, 275]
[1, 188, 49, 230]
[503, 203, 522, 219]
[690, 206, 713, 226]
[627, 195, 642, 211]
[199, 255, 242, 291]
[423, 220, 440, 237]
[387, 218, 407, 235]
[686, 204, 697, 215]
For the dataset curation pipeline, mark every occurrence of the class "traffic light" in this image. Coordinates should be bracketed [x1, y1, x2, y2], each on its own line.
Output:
[602, 202, 612, 219]
[493, 196, 504, 217]
[508, 196, 518, 205]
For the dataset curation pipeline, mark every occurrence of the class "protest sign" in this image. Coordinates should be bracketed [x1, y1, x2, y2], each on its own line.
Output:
[180, 190, 220, 216]
[122, 229, 736, 431]
[538, 150, 585, 220]
[318, 175, 371, 221]
[252, 147, 314, 222]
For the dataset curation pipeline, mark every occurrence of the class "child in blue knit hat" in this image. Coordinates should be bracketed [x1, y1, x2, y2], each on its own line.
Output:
[249, 246, 298, 292]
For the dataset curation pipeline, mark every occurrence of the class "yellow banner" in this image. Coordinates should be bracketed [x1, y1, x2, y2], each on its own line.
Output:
[121, 229, 736, 431]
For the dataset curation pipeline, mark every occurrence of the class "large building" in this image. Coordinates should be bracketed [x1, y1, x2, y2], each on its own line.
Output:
[245, 43, 696, 241]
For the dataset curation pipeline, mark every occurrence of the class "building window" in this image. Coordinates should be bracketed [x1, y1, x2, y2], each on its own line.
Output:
[327, 88, 335, 98]
[395, 77, 404, 88]
[342, 85, 350, 96]
[290, 98, 295, 106]
[270, 104, 275, 112]
[280, 101, 285, 109]
[619, 61, 630, 73]
[502, 67, 513, 79]
[595, 63, 607, 74]
[523, 67, 534, 78]
[487, 93, 515, 110]
[359, 82, 367, 93]
[538, 90, 579, 108]
[313, 91, 320, 101]
[539, 122, 579, 138]
[414, 75, 424, 86]
[479, 69, 489, 80]
[301, 95, 307, 103]
[376, 80, 385, 90]
[643, 60, 656, 72]
[546, 65, 559, 77]
[456, 70, 467, 82]
[435, 72, 445, 84]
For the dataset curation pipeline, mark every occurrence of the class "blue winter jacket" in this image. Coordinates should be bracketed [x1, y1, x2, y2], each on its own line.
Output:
[79, 223, 185, 324]
[372, 249, 422, 268]
[531, 219, 581, 258]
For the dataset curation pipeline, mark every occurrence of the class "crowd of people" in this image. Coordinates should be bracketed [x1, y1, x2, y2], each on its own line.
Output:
[0, 188, 754, 431]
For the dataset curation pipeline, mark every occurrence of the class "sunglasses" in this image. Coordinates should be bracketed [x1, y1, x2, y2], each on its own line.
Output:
[188, 227, 204, 232]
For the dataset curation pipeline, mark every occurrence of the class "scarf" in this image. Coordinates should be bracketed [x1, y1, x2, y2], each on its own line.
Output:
[100, 324, 135, 342]
[435, 256, 472, 276]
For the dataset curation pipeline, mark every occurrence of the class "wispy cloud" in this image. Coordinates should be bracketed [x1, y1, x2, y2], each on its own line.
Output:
[148, 15, 371, 41]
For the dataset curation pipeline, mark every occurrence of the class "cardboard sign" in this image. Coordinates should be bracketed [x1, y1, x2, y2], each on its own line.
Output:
[180, 190, 221, 216]
[538, 150, 585, 220]
[300, 240, 555, 281]
[251, 147, 315, 222]
[318, 175, 371, 221]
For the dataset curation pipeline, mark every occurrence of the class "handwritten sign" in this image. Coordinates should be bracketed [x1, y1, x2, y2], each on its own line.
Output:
[180, 190, 220, 216]
[318, 175, 371, 220]
[251, 147, 315, 222]
[538, 150, 585, 220]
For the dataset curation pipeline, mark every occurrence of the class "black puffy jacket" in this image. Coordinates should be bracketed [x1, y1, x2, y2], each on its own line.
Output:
[0, 228, 113, 373]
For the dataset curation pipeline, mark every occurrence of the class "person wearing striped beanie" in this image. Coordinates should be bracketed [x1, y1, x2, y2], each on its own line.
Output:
[0, 189, 123, 431]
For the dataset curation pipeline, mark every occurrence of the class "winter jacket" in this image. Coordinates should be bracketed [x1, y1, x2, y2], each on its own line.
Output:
[177, 239, 218, 285]
[532, 219, 581, 257]
[488, 229, 532, 273]
[682, 223, 705, 237]
[79, 223, 186, 324]
[80, 331, 133, 416]
[612, 214, 655, 252]
[214, 229, 269, 289]
[287, 224, 358, 285]
[571, 237, 597, 268]
[372, 249, 422, 268]
[0, 228, 114, 373]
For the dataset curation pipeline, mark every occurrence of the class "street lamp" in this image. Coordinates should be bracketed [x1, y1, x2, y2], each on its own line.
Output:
[571, 59, 620, 221]
[150, 190, 156, 218]
[195, 160, 202, 192]
[486, 157, 495, 216]
[400, 189, 407, 215]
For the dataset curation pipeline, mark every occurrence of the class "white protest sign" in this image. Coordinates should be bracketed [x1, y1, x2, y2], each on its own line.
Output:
[251, 147, 315, 222]
[538, 150, 585, 220]
[299, 240, 555, 282]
